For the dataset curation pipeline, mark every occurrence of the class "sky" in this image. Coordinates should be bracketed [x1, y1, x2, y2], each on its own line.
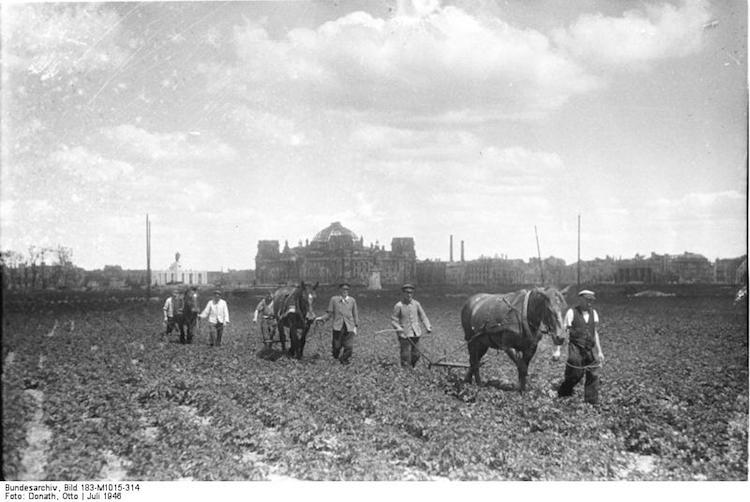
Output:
[0, 0, 747, 271]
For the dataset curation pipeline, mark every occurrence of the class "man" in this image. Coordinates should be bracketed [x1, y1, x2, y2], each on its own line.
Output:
[557, 289, 605, 405]
[390, 283, 432, 368]
[315, 282, 359, 365]
[162, 289, 181, 338]
[199, 290, 230, 347]
[253, 292, 276, 348]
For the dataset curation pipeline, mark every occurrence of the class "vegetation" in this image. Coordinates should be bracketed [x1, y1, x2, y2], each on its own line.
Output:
[2, 291, 747, 480]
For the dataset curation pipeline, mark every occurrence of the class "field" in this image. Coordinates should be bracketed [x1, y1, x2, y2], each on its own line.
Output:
[2, 285, 748, 481]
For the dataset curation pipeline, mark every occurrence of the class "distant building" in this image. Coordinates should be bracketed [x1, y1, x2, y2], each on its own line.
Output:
[152, 252, 208, 286]
[255, 222, 416, 286]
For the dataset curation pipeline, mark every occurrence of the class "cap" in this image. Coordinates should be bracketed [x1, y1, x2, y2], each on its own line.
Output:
[339, 282, 351, 289]
[401, 283, 415, 292]
[578, 289, 596, 299]
[213, 289, 222, 295]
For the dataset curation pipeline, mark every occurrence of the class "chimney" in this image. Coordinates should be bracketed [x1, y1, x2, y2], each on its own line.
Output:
[461, 241, 465, 262]
[450, 235, 454, 262]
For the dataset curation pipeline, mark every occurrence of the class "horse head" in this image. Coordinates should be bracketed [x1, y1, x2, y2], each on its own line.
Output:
[298, 281, 319, 321]
[528, 287, 567, 344]
[183, 287, 199, 314]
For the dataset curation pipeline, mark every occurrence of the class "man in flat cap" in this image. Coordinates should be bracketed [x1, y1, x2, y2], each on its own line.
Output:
[199, 289, 230, 347]
[390, 283, 432, 368]
[315, 282, 359, 365]
[557, 289, 604, 405]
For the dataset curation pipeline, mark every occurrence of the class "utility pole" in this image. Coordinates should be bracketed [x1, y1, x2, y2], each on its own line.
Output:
[577, 214, 581, 288]
[146, 213, 151, 299]
[535, 225, 545, 285]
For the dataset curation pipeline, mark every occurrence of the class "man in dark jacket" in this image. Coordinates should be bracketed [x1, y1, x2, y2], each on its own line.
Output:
[557, 289, 604, 404]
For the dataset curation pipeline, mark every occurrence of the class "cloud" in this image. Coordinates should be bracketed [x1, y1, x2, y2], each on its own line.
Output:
[646, 190, 745, 221]
[50, 145, 134, 181]
[2, 3, 130, 80]
[552, 0, 711, 68]
[227, 107, 308, 147]
[100, 125, 237, 162]
[208, 3, 598, 121]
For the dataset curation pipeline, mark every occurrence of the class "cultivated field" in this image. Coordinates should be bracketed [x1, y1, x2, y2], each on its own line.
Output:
[2, 286, 747, 480]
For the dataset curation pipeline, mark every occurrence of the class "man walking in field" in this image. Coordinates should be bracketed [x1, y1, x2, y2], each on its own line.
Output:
[162, 289, 181, 338]
[253, 291, 276, 348]
[556, 289, 605, 405]
[390, 283, 432, 368]
[199, 290, 230, 347]
[315, 282, 359, 365]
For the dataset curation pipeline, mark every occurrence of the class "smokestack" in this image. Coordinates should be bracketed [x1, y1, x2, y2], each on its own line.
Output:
[450, 235, 454, 262]
[461, 240, 465, 262]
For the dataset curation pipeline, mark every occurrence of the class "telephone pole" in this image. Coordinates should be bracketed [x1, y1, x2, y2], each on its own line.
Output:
[577, 214, 581, 288]
[535, 225, 545, 285]
[146, 214, 151, 299]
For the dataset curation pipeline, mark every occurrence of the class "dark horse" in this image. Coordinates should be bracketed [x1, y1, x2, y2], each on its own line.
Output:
[461, 287, 567, 391]
[273, 281, 318, 359]
[176, 287, 200, 344]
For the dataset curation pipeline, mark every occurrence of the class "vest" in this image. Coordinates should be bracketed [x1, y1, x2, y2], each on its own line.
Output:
[569, 307, 596, 349]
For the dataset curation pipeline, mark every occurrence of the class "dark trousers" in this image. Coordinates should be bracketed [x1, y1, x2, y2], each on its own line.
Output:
[164, 317, 177, 336]
[398, 336, 421, 368]
[558, 342, 600, 404]
[209, 322, 224, 346]
[332, 325, 354, 364]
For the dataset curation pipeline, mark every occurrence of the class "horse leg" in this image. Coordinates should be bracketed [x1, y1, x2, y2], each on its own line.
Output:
[178, 318, 186, 344]
[516, 345, 538, 392]
[464, 340, 488, 385]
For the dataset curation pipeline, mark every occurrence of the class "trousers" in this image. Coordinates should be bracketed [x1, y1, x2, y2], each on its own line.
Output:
[398, 336, 421, 368]
[332, 325, 354, 364]
[557, 342, 600, 404]
[209, 322, 224, 346]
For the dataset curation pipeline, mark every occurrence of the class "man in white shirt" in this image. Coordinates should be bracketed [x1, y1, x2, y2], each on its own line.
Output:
[557, 289, 604, 405]
[199, 290, 230, 346]
[162, 289, 181, 338]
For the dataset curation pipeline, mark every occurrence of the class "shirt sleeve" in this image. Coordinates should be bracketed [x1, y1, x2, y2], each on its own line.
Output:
[223, 301, 229, 323]
[199, 302, 210, 319]
[163, 298, 169, 312]
[352, 299, 359, 326]
[564, 308, 574, 328]
[417, 301, 431, 331]
[593, 309, 599, 324]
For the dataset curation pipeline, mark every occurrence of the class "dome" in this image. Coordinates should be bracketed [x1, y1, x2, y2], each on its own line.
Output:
[312, 221, 358, 242]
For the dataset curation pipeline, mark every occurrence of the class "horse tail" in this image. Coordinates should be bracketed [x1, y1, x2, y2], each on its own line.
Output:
[460, 300, 474, 341]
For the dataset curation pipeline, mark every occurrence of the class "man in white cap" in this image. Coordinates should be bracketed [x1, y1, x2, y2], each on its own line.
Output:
[557, 289, 604, 405]
[390, 283, 432, 368]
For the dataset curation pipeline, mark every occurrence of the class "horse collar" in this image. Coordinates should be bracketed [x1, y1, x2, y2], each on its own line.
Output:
[521, 290, 532, 336]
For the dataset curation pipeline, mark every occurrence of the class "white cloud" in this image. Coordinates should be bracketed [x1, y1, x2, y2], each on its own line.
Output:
[212, 3, 598, 121]
[646, 190, 745, 221]
[552, 0, 711, 68]
[100, 125, 238, 162]
[2, 3, 130, 80]
[227, 107, 308, 147]
[50, 145, 134, 181]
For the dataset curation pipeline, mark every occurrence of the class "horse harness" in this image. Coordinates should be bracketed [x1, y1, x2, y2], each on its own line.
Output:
[469, 290, 533, 345]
